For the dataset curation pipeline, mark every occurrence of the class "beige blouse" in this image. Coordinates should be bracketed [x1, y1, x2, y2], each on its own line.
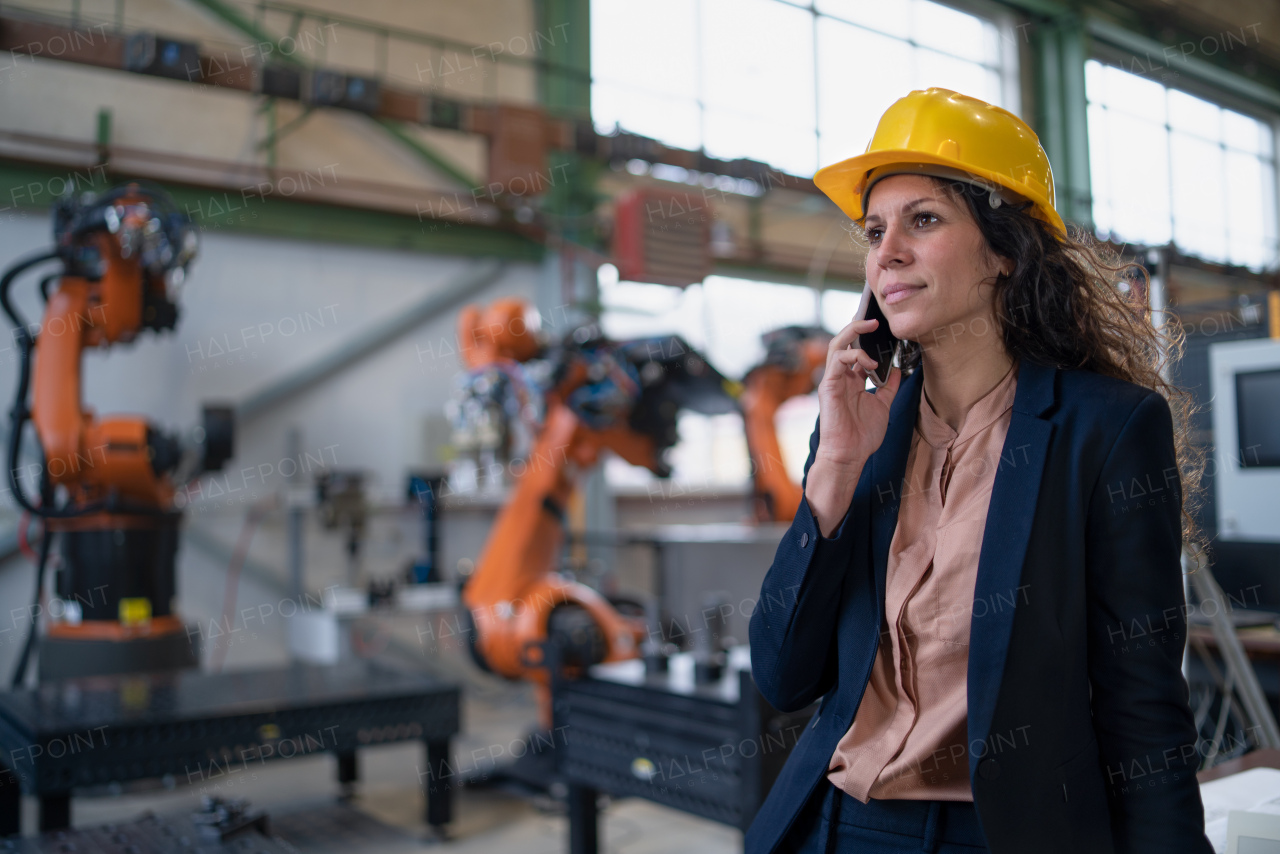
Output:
[827, 363, 1018, 802]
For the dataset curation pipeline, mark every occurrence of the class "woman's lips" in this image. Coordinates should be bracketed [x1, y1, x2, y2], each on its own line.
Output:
[882, 284, 924, 305]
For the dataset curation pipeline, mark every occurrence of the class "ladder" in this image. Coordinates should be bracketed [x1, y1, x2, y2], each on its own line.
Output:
[1184, 548, 1280, 767]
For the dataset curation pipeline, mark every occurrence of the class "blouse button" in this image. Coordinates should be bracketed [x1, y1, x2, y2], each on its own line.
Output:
[800, 532, 809, 548]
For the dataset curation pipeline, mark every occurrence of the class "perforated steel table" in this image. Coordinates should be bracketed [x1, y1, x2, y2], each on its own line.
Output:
[0, 660, 459, 836]
[553, 647, 814, 853]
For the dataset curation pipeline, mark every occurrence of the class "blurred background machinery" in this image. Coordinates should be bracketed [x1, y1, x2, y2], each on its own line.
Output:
[741, 326, 830, 523]
[1, 0, 1279, 850]
[0, 183, 233, 682]
[450, 297, 738, 724]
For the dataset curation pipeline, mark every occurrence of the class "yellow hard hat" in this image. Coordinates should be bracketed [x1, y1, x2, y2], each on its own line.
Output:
[813, 88, 1067, 238]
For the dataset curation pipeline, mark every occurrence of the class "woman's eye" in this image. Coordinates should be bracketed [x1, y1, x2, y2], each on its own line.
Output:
[913, 212, 939, 228]
[866, 227, 883, 243]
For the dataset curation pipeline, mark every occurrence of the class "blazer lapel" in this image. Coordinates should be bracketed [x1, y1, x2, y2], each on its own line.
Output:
[966, 359, 1056, 778]
[869, 369, 924, 602]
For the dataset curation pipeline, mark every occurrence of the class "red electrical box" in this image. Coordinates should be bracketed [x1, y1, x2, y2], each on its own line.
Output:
[612, 188, 712, 288]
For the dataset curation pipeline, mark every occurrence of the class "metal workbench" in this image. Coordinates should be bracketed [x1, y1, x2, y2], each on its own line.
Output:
[553, 646, 813, 853]
[0, 660, 459, 837]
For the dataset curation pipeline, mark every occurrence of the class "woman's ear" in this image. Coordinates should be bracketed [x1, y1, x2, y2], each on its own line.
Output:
[981, 243, 1015, 281]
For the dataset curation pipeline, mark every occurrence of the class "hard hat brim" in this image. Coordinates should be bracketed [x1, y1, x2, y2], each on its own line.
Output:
[814, 149, 1068, 238]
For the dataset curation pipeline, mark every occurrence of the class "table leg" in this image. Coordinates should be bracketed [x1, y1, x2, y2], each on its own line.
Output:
[0, 762, 19, 836]
[39, 793, 70, 831]
[568, 783, 599, 854]
[423, 738, 452, 832]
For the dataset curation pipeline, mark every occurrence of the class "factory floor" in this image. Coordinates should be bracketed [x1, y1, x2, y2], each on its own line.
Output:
[18, 672, 741, 854]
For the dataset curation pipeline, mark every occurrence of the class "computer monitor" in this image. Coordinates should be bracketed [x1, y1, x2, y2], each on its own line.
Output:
[1236, 368, 1280, 468]
[1210, 339, 1280, 542]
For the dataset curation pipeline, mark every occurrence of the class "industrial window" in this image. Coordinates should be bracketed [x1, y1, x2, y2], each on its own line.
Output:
[590, 0, 1020, 177]
[1085, 59, 1279, 270]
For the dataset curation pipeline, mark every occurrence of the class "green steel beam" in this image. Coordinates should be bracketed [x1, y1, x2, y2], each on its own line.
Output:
[184, 0, 481, 194]
[990, 0, 1280, 110]
[1058, 16, 1093, 229]
[1087, 18, 1280, 113]
[256, 104, 315, 154]
[184, 0, 306, 67]
[1022, 3, 1280, 232]
[1030, 13, 1093, 229]
[261, 98, 277, 171]
[992, 0, 1280, 235]
[537, 0, 591, 119]
[375, 119, 478, 189]
[95, 107, 112, 165]
[537, 0, 596, 249]
[0, 160, 543, 261]
[95, 108, 112, 149]
[254, 0, 593, 84]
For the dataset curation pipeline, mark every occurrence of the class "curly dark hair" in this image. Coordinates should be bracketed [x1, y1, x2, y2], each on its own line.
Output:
[886, 178, 1205, 551]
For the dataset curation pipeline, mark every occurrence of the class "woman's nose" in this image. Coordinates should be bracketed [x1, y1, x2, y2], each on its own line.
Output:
[875, 225, 911, 267]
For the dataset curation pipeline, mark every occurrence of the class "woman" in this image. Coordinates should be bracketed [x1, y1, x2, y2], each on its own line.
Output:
[747, 88, 1212, 854]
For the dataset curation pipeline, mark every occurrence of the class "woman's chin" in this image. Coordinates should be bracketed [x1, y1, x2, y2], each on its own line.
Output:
[885, 316, 930, 344]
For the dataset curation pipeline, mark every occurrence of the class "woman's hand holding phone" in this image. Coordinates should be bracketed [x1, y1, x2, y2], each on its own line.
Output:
[804, 316, 902, 538]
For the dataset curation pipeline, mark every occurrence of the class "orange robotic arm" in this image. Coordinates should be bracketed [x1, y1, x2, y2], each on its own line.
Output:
[741, 326, 831, 523]
[460, 401, 654, 726]
[30, 232, 172, 509]
[453, 302, 737, 726]
[2, 185, 229, 683]
[457, 298, 540, 370]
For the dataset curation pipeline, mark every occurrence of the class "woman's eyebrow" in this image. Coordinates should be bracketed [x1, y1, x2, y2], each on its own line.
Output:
[865, 196, 943, 223]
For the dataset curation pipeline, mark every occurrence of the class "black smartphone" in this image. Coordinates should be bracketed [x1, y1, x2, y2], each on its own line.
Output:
[852, 287, 900, 387]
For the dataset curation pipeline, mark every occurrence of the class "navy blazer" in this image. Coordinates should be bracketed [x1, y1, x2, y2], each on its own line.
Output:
[747, 359, 1213, 854]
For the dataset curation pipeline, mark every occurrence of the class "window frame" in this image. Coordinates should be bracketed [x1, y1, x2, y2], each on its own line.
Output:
[1084, 48, 1280, 270]
[589, 0, 1023, 177]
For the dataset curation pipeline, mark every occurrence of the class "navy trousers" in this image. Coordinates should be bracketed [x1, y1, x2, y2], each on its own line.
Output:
[784, 782, 992, 854]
